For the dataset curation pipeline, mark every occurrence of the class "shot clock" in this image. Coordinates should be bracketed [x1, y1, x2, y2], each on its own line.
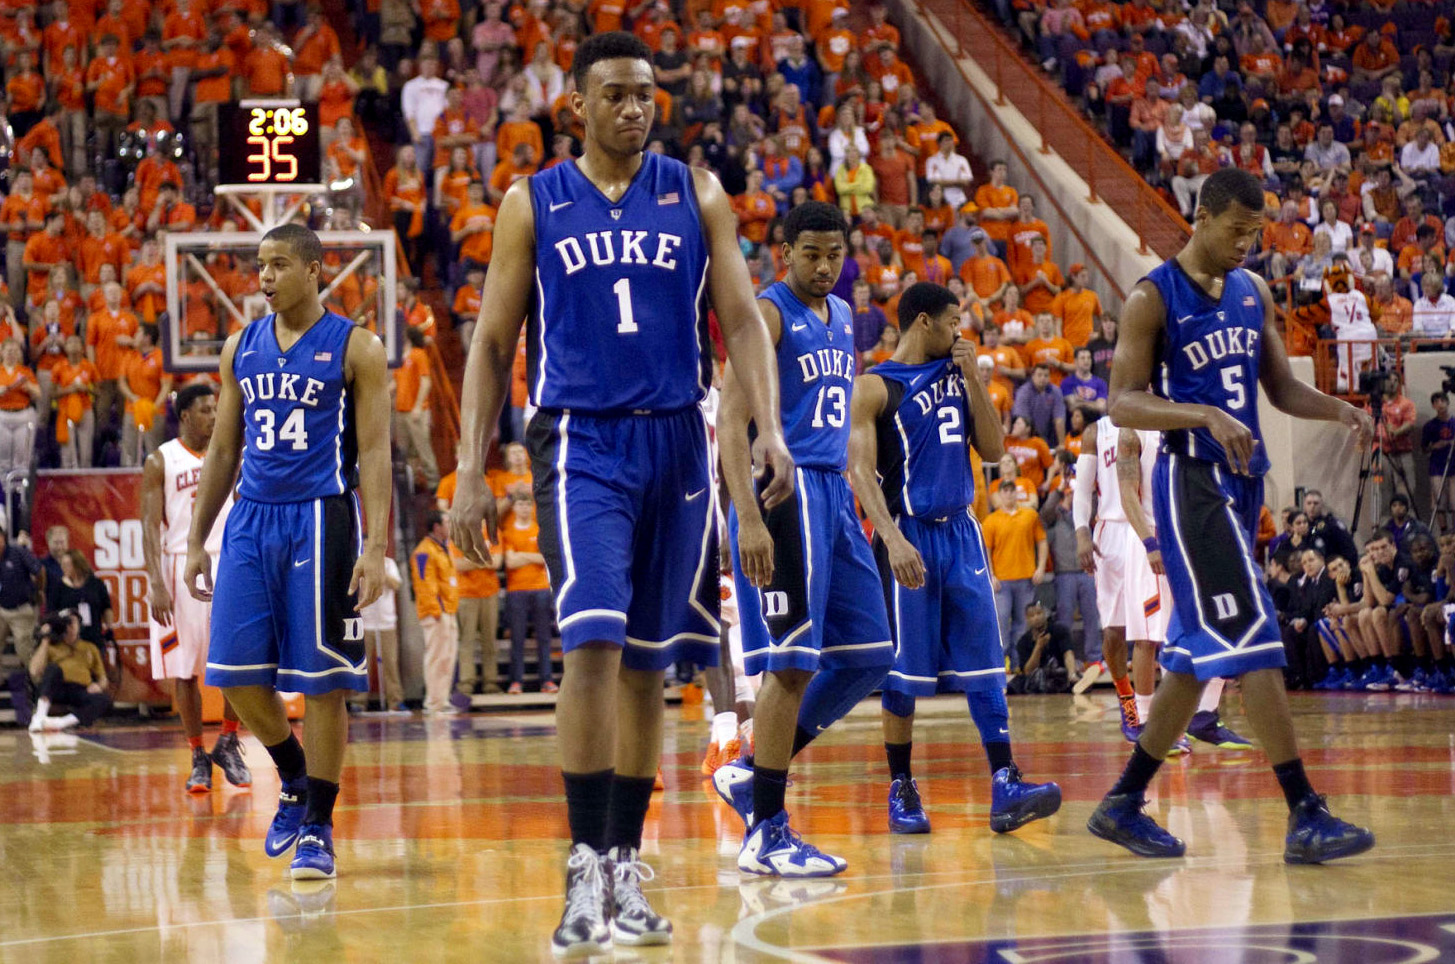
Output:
[219, 101, 322, 186]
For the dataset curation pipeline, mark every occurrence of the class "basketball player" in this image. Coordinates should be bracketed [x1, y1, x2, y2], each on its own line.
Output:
[1087, 168, 1375, 863]
[448, 33, 792, 957]
[712, 201, 896, 877]
[184, 223, 392, 881]
[849, 282, 1061, 835]
[142, 383, 251, 794]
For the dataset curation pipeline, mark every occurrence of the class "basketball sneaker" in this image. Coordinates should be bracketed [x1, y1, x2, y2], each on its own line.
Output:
[1117, 693, 1141, 743]
[551, 843, 612, 959]
[701, 741, 724, 776]
[1073, 661, 1104, 695]
[1086, 792, 1186, 858]
[1350, 665, 1383, 691]
[265, 776, 310, 857]
[1334, 667, 1359, 690]
[738, 811, 847, 877]
[712, 759, 755, 829]
[1310, 667, 1343, 690]
[1394, 668, 1429, 692]
[1186, 711, 1254, 749]
[606, 846, 672, 946]
[186, 746, 213, 794]
[1283, 794, 1375, 864]
[1166, 735, 1192, 757]
[887, 777, 930, 834]
[989, 765, 1062, 833]
[1365, 665, 1398, 692]
[210, 732, 253, 787]
[290, 823, 336, 880]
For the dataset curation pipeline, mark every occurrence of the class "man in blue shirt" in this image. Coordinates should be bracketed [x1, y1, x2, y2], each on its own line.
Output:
[1012, 363, 1067, 444]
[1059, 347, 1109, 414]
[850, 277, 887, 370]
[1422, 391, 1455, 531]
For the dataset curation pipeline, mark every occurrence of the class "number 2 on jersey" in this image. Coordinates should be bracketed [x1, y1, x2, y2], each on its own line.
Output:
[255, 409, 308, 451]
[937, 406, 963, 444]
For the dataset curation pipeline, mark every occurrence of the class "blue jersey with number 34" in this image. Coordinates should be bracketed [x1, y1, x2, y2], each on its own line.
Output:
[1147, 259, 1270, 477]
[233, 311, 357, 503]
[765, 282, 856, 472]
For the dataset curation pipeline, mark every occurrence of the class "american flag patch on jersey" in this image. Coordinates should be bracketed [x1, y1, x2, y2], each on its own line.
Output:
[658, 192, 680, 205]
[314, 351, 332, 362]
[1243, 296, 1257, 306]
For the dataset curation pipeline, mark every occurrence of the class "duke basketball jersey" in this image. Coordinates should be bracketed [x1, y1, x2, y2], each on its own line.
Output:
[1092, 419, 1159, 526]
[870, 357, 976, 518]
[1147, 260, 1269, 476]
[157, 438, 230, 555]
[528, 153, 711, 412]
[232, 311, 357, 502]
[765, 281, 856, 471]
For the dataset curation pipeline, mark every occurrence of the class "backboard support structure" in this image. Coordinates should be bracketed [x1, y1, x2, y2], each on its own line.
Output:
[213, 183, 328, 232]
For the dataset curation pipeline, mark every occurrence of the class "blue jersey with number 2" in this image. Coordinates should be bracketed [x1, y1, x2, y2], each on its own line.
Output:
[871, 357, 977, 518]
[765, 282, 856, 472]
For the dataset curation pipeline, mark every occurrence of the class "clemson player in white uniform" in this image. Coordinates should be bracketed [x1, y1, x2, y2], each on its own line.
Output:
[143, 384, 252, 793]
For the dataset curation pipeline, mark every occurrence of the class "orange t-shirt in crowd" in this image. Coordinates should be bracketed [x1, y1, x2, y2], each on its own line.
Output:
[987, 378, 1013, 423]
[1014, 259, 1065, 315]
[22, 233, 67, 306]
[394, 345, 430, 412]
[0, 364, 35, 411]
[496, 119, 545, 166]
[735, 191, 776, 244]
[85, 53, 134, 115]
[86, 310, 140, 382]
[1007, 218, 1052, 277]
[126, 262, 167, 322]
[488, 158, 536, 200]
[133, 48, 170, 98]
[973, 184, 1019, 242]
[489, 467, 531, 501]
[977, 343, 1024, 394]
[193, 48, 234, 103]
[1050, 287, 1100, 348]
[512, 332, 528, 408]
[960, 254, 1012, 300]
[77, 233, 128, 285]
[451, 203, 496, 265]
[1024, 335, 1074, 385]
[292, 22, 341, 75]
[451, 540, 501, 597]
[245, 46, 289, 96]
[452, 282, 483, 320]
[51, 356, 97, 411]
[1005, 435, 1054, 488]
[588, 0, 626, 33]
[980, 504, 1046, 581]
[30, 314, 74, 377]
[7, 70, 43, 113]
[0, 192, 41, 244]
[500, 517, 550, 591]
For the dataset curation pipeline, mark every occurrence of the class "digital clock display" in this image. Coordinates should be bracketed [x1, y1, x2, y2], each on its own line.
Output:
[220, 102, 322, 186]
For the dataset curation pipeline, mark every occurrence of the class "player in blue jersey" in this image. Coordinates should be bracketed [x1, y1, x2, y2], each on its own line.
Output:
[448, 33, 792, 958]
[183, 223, 393, 881]
[1087, 167, 1375, 864]
[712, 201, 896, 878]
[848, 282, 1062, 836]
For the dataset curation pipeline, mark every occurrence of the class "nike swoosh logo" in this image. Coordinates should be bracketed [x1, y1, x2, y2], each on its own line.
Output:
[240, 350, 256, 358]
[686, 489, 706, 501]
[974, 566, 986, 576]
[293, 559, 309, 568]
[1176, 315, 1194, 325]
[549, 200, 573, 212]
[999, 727, 1009, 735]
[791, 323, 808, 331]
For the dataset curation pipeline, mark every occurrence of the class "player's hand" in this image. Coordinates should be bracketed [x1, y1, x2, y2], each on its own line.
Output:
[1292, 617, 1307, 631]
[1203, 406, 1256, 475]
[450, 468, 499, 559]
[1076, 528, 1099, 574]
[182, 545, 213, 601]
[951, 336, 978, 374]
[736, 516, 775, 588]
[1147, 548, 1165, 575]
[148, 578, 173, 627]
[753, 431, 796, 510]
[86, 682, 102, 695]
[1339, 402, 1374, 450]
[350, 548, 387, 611]
[1031, 569, 1046, 586]
[885, 532, 926, 590]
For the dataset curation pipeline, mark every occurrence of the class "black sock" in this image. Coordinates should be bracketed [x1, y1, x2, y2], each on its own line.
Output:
[984, 741, 1014, 775]
[563, 769, 614, 851]
[885, 742, 912, 781]
[752, 765, 789, 825]
[605, 775, 657, 852]
[265, 733, 306, 785]
[1109, 742, 1164, 798]
[303, 777, 339, 826]
[1273, 758, 1315, 811]
[790, 724, 816, 758]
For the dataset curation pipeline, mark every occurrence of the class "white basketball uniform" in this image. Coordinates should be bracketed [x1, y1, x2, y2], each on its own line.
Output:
[1092, 419, 1170, 640]
[703, 385, 755, 699]
[148, 439, 233, 680]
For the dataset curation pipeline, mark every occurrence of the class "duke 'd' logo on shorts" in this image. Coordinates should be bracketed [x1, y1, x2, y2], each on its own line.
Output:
[343, 617, 363, 642]
[764, 591, 789, 618]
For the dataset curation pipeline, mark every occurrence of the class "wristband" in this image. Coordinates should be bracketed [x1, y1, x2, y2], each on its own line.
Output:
[1142, 536, 1160, 554]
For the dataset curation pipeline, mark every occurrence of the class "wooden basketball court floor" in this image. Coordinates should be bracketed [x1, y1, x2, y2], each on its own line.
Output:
[4, 691, 1455, 963]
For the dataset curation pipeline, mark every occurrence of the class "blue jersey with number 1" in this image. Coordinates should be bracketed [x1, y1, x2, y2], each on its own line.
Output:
[871, 357, 977, 518]
[1147, 259, 1270, 477]
[765, 282, 856, 472]
[233, 311, 356, 503]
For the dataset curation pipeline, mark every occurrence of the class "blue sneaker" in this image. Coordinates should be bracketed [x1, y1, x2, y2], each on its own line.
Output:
[1186, 711, 1254, 750]
[1120, 717, 1143, 743]
[738, 811, 846, 877]
[1430, 670, 1454, 694]
[989, 764, 1061, 833]
[1165, 735, 1193, 757]
[1335, 668, 1357, 690]
[1311, 668, 1342, 691]
[1284, 794, 1375, 864]
[1365, 665, 1397, 692]
[1087, 793, 1186, 858]
[265, 777, 309, 858]
[1350, 666, 1382, 691]
[712, 759, 754, 830]
[887, 777, 930, 834]
[289, 823, 336, 880]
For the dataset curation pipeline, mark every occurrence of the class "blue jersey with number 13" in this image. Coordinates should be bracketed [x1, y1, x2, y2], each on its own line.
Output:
[765, 281, 856, 472]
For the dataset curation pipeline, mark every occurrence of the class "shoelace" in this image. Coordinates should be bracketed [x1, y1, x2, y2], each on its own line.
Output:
[612, 854, 657, 918]
[895, 780, 922, 811]
[298, 833, 328, 851]
[776, 821, 831, 860]
[562, 849, 607, 927]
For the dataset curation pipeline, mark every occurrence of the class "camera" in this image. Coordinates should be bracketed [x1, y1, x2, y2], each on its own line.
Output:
[1441, 365, 1455, 396]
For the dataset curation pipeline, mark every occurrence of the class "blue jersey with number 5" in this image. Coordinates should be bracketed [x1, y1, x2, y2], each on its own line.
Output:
[527, 153, 711, 413]
[766, 282, 856, 472]
[871, 357, 977, 518]
[233, 311, 357, 503]
[1147, 260, 1270, 477]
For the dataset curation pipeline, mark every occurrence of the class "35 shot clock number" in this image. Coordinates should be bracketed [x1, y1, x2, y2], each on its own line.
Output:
[219, 102, 322, 186]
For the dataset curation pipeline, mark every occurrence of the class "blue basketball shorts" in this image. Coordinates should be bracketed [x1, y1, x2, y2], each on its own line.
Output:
[877, 510, 1007, 696]
[729, 466, 893, 676]
[527, 407, 720, 671]
[206, 493, 368, 695]
[1153, 452, 1285, 681]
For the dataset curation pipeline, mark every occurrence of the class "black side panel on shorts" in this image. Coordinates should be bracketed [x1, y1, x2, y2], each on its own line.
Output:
[527, 412, 566, 596]
[759, 482, 810, 640]
[871, 533, 899, 648]
[322, 494, 365, 665]
[1174, 459, 1261, 641]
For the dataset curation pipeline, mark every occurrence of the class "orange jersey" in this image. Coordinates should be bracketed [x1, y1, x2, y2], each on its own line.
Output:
[451, 203, 496, 265]
[0, 364, 35, 411]
[500, 518, 550, 591]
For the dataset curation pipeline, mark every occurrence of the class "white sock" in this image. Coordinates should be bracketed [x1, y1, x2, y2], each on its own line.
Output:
[1134, 693, 1152, 724]
[711, 711, 739, 747]
[1198, 678, 1224, 715]
[28, 697, 50, 733]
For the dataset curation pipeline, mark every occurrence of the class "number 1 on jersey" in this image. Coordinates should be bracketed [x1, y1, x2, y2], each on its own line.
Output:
[613, 278, 638, 334]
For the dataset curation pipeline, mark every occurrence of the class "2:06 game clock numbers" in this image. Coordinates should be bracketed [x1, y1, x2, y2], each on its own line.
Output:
[219, 102, 322, 186]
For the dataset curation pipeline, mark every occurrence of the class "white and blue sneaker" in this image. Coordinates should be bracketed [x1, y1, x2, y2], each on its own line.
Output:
[712, 759, 754, 830]
[289, 823, 336, 880]
[606, 846, 672, 946]
[265, 777, 309, 857]
[551, 843, 612, 959]
[738, 811, 847, 878]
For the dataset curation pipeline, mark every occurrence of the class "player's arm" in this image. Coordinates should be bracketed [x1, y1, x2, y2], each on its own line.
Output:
[1073, 415, 1099, 572]
[1107, 279, 1258, 475]
[140, 448, 172, 625]
[849, 373, 924, 589]
[693, 165, 793, 509]
[719, 355, 774, 589]
[1252, 272, 1372, 441]
[452, 178, 535, 560]
[184, 334, 244, 600]
[345, 326, 392, 610]
[1116, 428, 1164, 575]
[954, 338, 1005, 462]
